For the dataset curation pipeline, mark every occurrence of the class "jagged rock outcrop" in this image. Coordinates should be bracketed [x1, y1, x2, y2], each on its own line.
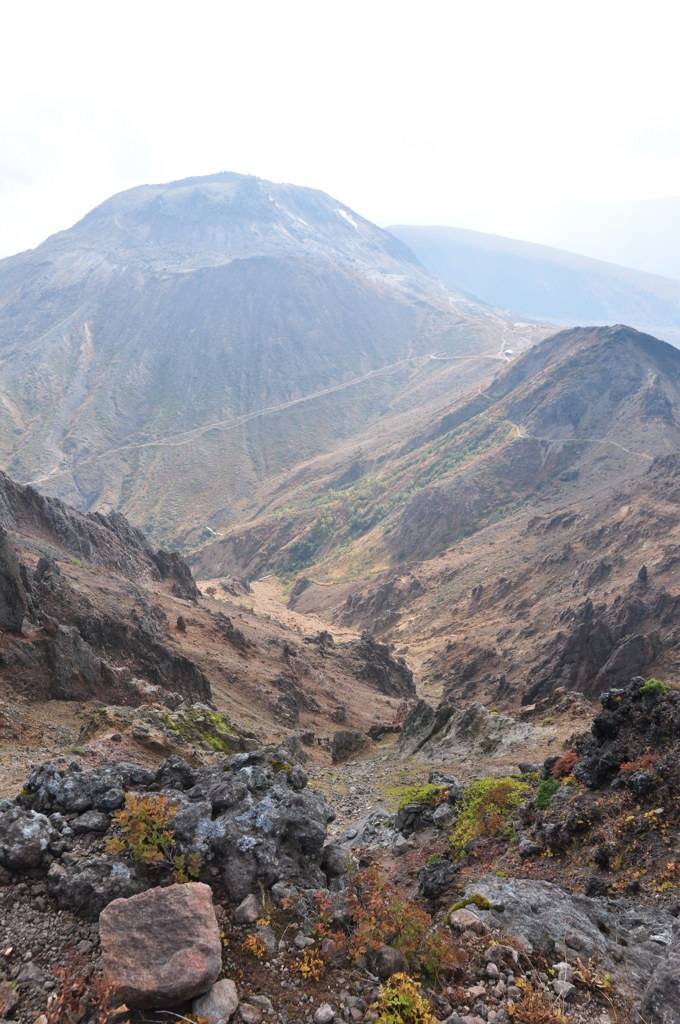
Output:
[152, 549, 201, 603]
[339, 634, 415, 698]
[0, 526, 26, 632]
[14, 752, 334, 917]
[524, 589, 671, 704]
[398, 699, 536, 760]
[573, 676, 680, 791]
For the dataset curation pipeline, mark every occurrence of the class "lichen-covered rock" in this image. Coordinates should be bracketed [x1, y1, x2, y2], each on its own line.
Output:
[26, 751, 334, 915]
[100, 883, 221, 1008]
[0, 805, 54, 871]
[47, 855, 151, 919]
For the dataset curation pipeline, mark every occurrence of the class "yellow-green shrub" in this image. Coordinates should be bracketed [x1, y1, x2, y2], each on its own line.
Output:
[449, 777, 528, 860]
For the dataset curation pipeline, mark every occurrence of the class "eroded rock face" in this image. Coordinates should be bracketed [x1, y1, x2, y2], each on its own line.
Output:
[19, 752, 333, 916]
[0, 527, 26, 632]
[398, 699, 535, 760]
[100, 883, 221, 1008]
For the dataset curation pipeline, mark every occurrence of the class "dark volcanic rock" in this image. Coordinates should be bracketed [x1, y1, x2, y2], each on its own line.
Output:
[331, 729, 366, 764]
[0, 526, 26, 632]
[417, 859, 458, 899]
[152, 549, 201, 603]
[22, 752, 334, 915]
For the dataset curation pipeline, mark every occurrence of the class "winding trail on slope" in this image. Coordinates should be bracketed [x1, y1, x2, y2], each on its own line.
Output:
[46, 351, 497, 476]
[510, 422, 656, 461]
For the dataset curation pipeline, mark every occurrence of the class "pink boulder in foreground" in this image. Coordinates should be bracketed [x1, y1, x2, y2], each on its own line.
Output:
[100, 882, 221, 1008]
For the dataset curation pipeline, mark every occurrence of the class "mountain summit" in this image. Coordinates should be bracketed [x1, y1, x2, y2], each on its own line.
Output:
[0, 173, 542, 544]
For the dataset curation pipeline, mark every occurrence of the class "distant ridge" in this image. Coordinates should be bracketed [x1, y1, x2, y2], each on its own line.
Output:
[388, 223, 680, 346]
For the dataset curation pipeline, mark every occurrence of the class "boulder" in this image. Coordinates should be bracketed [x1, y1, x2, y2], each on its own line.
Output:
[449, 909, 487, 935]
[70, 810, 111, 834]
[368, 945, 409, 979]
[47, 855, 151, 919]
[234, 893, 260, 924]
[193, 979, 239, 1024]
[417, 859, 458, 899]
[331, 729, 366, 764]
[100, 882, 221, 1008]
[0, 805, 54, 871]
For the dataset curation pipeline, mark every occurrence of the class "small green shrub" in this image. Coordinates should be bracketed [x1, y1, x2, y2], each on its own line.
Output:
[373, 973, 436, 1024]
[449, 777, 528, 860]
[535, 777, 560, 809]
[106, 793, 202, 883]
[398, 783, 448, 810]
[640, 678, 671, 696]
[427, 853, 441, 865]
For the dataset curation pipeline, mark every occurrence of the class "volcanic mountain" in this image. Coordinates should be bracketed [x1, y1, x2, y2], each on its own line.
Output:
[0, 172, 544, 547]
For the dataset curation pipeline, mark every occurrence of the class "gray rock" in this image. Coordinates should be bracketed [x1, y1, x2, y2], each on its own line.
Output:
[71, 810, 111, 834]
[398, 700, 456, 757]
[636, 932, 680, 1023]
[368, 945, 408, 979]
[193, 979, 239, 1024]
[239, 1006, 263, 1024]
[288, 764, 308, 791]
[256, 925, 278, 954]
[47, 856, 151, 920]
[234, 893, 260, 924]
[314, 1004, 335, 1024]
[29, 752, 333, 912]
[0, 806, 54, 871]
[553, 979, 575, 999]
[16, 961, 44, 987]
[432, 803, 456, 828]
[463, 875, 676, 991]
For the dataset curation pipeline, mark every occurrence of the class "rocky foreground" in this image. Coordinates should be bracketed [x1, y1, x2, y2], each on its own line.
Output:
[0, 676, 678, 1024]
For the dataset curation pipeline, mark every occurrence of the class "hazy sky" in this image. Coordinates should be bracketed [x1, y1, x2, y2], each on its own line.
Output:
[2, 0, 680, 262]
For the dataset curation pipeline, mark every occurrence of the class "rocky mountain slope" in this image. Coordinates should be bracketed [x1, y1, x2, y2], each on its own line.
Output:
[0, 173, 545, 548]
[192, 323, 680, 582]
[389, 223, 680, 345]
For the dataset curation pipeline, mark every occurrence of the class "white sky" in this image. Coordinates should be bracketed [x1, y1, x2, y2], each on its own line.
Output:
[2, 0, 680, 261]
